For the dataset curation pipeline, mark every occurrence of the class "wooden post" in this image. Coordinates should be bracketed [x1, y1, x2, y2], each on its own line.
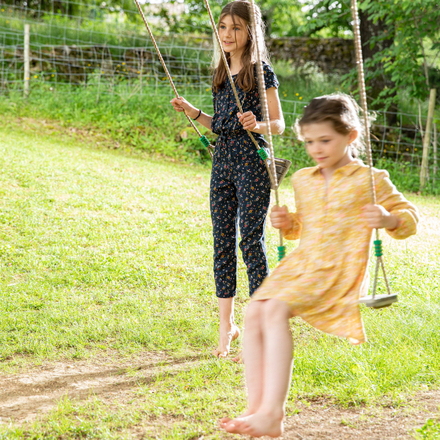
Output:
[433, 122, 438, 179]
[24, 24, 30, 97]
[420, 88, 436, 190]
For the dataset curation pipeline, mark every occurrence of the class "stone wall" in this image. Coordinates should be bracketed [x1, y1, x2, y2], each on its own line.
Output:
[267, 37, 355, 74]
[2, 37, 356, 87]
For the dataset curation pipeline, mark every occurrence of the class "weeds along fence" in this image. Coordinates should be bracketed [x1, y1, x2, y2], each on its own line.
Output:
[0, 0, 439, 191]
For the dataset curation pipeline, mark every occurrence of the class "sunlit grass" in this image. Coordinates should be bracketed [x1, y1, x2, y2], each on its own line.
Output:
[0, 120, 438, 438]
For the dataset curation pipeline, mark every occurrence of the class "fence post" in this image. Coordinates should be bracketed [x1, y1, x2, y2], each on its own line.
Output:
[24, 24, 30, 97]
[434, 122, 438, 180]
[420, 88, 436, 190]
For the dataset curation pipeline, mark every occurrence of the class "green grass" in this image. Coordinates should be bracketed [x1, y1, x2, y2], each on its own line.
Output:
[0, 122, 439, 438]
[415, 418, 440, 439]
[2, 80, 439, 195]
[0, 10, 209, 52]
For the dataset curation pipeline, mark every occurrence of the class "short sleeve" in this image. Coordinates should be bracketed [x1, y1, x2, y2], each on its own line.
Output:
[263, 62, 279, 90]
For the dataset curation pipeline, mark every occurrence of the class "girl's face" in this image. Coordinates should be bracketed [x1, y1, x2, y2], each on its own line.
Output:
[218, 14, 249, 57]
[302, 121, 358, 170]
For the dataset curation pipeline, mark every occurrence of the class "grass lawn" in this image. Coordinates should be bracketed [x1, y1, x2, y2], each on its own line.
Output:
[0, 122, 439, 439]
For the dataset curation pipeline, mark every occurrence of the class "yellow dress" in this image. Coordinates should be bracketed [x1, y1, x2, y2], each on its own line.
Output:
[252, 160, 419, 344]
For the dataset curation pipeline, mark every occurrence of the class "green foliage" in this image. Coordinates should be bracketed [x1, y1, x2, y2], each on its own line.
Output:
[1, 0, 306, 40]
[373, 158, 440, 195]
[0, 8, 167, 47]
[361, 0, 440, 105]
[153, 0, 306, 37]
[299, 0, 353, 38]
[302, 0, 440, 108]
[0, 63, 343, 168]
[0, 0, 139, 20]
[1, 71, 439, 195]
[0, 83, 215, 164]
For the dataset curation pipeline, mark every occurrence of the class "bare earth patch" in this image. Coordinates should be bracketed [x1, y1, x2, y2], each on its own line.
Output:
[1, 355, 439, 439]
[0, 352, 202, 424]
[284, 392, 440, 439]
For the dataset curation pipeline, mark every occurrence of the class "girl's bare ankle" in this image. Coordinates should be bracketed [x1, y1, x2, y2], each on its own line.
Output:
[219, 320, 233, 329]
[258, 407, 284, 421]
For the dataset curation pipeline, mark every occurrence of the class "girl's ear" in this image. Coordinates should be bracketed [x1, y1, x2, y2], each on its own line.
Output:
[349, 129, 358, 144]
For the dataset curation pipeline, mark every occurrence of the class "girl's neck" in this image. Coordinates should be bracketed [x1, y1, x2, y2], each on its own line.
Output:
[320, 153, 354, 183]
[229, 50, 244, 75]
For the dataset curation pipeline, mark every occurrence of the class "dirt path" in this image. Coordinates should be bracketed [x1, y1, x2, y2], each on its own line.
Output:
[284, 392, 440, 439]
[1, 356, 439, 439]
[0, 353, 202, 424]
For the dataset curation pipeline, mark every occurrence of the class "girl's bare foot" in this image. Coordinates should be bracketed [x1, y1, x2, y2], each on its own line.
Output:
[212, 324, 240, 358]
[231, 351, 242, 363]
[219, 409, 255, 429]
[223, 413, 283, 438]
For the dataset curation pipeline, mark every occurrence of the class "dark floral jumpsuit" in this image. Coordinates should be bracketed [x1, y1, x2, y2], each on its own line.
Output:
[210, 62, 280, 299]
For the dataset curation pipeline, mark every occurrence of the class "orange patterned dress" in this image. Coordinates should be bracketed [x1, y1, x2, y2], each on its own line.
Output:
[252, 160, 419, 344]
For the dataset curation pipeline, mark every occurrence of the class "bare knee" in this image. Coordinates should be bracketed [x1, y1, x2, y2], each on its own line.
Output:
[262, 299, 291, 324]
[245, 301, 264, 329]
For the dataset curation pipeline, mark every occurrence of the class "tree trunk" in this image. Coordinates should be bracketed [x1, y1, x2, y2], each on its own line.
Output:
[359, 9, 398, 123]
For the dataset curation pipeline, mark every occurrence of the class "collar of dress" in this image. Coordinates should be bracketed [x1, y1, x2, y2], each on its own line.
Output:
[307, 159, 365, 177]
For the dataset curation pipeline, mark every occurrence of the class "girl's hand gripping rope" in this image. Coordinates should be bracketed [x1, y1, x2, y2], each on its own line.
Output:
[237, 111, 259, 131]
[270, 205, 291, 231]
[361, 204, 400, 230]
[170, 97, 199, 119]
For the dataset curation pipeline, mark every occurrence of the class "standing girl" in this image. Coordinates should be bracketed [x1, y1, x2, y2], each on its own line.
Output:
[171, 0, 285, 359]
[221, 93, 419, 437]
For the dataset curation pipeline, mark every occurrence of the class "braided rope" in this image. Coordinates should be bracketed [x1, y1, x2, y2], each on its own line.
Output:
[202, 0, 276, 188]
[249, 0, 284, 256]
[134, 0, 214, 158]
[351, 0, 391, 298]
[248, 0, 278, 190]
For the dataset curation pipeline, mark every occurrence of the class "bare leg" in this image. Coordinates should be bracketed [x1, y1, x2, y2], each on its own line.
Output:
[242, 301, 265, 412]
[220, 301, 265, 427]
[224, 299, 293, 437]
[212, 297, 240, 358]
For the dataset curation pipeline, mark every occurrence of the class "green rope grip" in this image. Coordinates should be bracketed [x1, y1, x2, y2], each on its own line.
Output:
[278, 246, 286, 262]
[199, 135, 210, 148]
[374, 240, 383, 257]
[257, 149, 268, 161]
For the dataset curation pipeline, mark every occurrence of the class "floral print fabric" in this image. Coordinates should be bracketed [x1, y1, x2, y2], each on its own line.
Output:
[252, 160, 419, 344]
[211, 62, 280, 144]
[210, 62, 279, 298]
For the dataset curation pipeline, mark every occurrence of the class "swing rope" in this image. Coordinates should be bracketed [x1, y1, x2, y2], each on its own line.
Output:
[351, 0, 392, 298]
[202, 0, 277, 190]
[248, 0, 285, 261]
[134, 0, 214, 159]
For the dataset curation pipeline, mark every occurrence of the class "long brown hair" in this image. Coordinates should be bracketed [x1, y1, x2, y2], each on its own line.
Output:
[212, 0, 269, 93]
[295, 93, 374, 158]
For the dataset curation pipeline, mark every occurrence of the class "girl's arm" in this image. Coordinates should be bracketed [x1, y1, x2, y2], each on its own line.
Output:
[270, 173, 303, 240]
[237, 87, 285, 135]
[271, 206, 302, 240]
[362, 170, 419, 239]
[170, 97, 212, 131]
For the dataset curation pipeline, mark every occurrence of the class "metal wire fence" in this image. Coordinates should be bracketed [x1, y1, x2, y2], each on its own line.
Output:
[0, 0, 438, 188]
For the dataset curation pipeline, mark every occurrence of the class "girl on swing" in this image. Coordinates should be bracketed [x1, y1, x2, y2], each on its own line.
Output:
[221, 93, 419, 437]
[171, 0, 285, 359]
